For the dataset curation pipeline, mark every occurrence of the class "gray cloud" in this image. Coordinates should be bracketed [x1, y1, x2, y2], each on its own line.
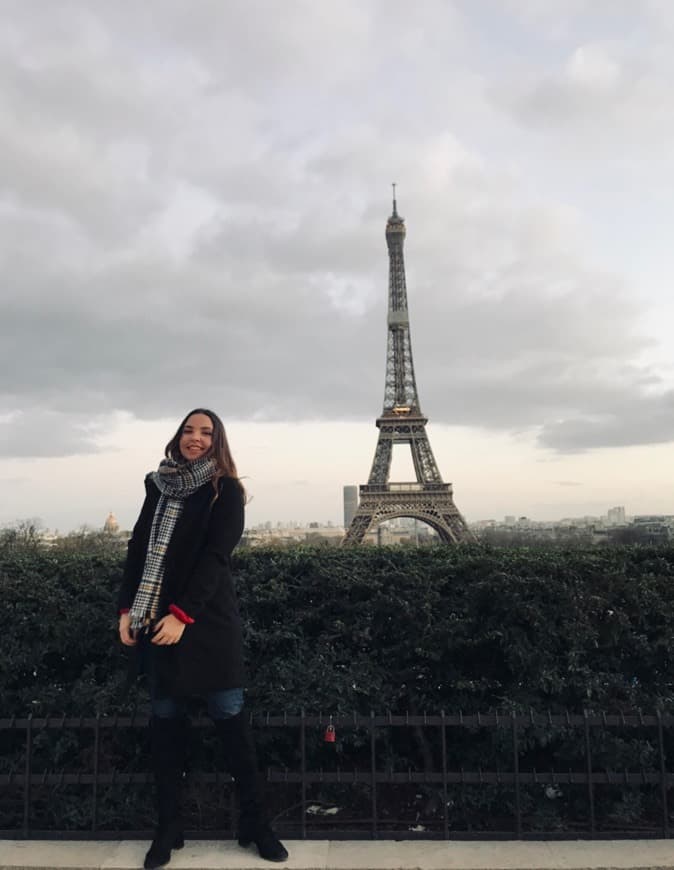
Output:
[0, 410, 107, 458]
[1, 1, 673, 458]
[538, 390, 674, 452]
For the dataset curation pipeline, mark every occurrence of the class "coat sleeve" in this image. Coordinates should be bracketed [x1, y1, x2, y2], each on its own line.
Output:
[117, 477, 155, 613]
[171, 476, 245, 621]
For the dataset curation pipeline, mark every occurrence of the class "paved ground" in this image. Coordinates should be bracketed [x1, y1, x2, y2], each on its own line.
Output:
[1, 840, 674, 870]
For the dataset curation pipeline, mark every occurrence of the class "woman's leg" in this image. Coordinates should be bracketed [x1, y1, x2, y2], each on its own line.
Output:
[206, 688, 244, 720]
[144, 690, 189, 869]
[209, 691, 288, 863]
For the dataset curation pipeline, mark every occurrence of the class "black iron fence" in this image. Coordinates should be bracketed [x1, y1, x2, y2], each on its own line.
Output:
[1, 709, 673, 840]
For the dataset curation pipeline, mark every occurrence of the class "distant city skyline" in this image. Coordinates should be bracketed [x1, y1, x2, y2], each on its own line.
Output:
[24, 497, 673, 538]
[1, 3, 673, 533]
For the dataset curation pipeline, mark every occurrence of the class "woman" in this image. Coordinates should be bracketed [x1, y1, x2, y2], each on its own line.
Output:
[118, 409, 288, 869]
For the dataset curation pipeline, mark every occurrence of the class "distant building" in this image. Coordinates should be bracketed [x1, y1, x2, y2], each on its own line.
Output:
[38, 529, 60, 546]
[607, 506, 626, 525]
[631, 515, 672, 544]
[103, 512, 120, 534]
[243, 521, 345, 548]
[343, 485, 359, 530]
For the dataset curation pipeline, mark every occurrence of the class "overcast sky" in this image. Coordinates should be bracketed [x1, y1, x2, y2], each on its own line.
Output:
[1, 0, 673, 531]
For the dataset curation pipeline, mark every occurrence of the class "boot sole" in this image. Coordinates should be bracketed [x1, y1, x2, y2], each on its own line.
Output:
[143, 835, 184, 869]
[238, 838, 288, 862]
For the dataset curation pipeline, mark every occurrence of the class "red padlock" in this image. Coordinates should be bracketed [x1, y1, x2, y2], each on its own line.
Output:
[324, 724, 336, 744]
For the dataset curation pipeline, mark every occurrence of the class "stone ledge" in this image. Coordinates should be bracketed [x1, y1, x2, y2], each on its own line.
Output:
[1, 839, 674, 870]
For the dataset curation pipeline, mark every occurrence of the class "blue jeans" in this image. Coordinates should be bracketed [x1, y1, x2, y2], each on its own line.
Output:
[140, 629, 244, 720]
[152, 687, 244, 720]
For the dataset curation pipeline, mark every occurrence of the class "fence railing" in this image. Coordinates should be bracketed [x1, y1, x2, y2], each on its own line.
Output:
[1, 710, 673, 840]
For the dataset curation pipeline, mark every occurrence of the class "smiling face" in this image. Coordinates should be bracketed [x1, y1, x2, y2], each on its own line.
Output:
[178, 412, 214, 462]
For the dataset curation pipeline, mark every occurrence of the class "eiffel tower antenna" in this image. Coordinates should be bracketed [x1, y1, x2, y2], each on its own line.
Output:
[343, 193, 474, 545]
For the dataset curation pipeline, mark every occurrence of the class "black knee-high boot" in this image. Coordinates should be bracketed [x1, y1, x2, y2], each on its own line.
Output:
[144, 716, 188, 870]
[215, 712, 288, 862]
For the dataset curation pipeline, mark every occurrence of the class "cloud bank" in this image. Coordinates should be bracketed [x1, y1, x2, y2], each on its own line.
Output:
[1, 0, 673, 457]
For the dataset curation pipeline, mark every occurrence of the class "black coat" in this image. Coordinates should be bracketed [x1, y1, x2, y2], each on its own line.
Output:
[119, 474, 245, 696]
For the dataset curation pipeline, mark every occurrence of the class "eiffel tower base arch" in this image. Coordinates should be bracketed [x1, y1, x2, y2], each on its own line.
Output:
[342, 484, 475, 545]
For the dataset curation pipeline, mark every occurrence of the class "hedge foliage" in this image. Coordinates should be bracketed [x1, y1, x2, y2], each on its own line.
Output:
[2, 540, 674, 834]
[2, 541, 674, 715]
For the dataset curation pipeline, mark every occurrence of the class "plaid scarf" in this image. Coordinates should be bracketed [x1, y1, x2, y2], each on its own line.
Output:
[129, 456, 216, 630]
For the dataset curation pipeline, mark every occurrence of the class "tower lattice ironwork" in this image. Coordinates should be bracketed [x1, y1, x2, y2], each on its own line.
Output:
[343, 191, 474, 545]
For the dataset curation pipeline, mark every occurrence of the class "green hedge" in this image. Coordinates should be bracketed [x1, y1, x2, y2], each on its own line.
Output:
[2, 542, 674, 714]
[2, 541, 674, 834]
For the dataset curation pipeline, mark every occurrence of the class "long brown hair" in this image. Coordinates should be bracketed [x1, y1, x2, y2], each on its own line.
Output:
[165, 408, 245, 503]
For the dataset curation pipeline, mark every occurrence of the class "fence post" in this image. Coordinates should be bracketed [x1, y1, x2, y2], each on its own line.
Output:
[440, 710, 449, 840]
[583, 710, 596, 837]
[370, 711, 377, 839]
[657, 709, 670, 839]
[92, 714, 101, 833]
[22, 714, 33, 839]
[300, 709, 306, 840]
[511, 711, 521, 838]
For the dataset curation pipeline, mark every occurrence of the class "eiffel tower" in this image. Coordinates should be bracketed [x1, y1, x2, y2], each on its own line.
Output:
[343, 190, 475, 545]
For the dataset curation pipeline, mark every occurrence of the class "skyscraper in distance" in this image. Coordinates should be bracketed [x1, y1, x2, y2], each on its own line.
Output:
[343, 485, 359, 530]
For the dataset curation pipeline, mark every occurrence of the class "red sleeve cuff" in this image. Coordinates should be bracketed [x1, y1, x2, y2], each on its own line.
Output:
[119, 608, 130, 614]
[169, 604, 195, 625]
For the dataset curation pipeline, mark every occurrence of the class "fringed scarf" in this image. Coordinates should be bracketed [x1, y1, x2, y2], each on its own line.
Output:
[129, 456, 216, 630]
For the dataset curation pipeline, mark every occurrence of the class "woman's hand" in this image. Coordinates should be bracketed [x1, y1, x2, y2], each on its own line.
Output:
[118, 613, 136, 646]
[151, 614, 186, 645]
